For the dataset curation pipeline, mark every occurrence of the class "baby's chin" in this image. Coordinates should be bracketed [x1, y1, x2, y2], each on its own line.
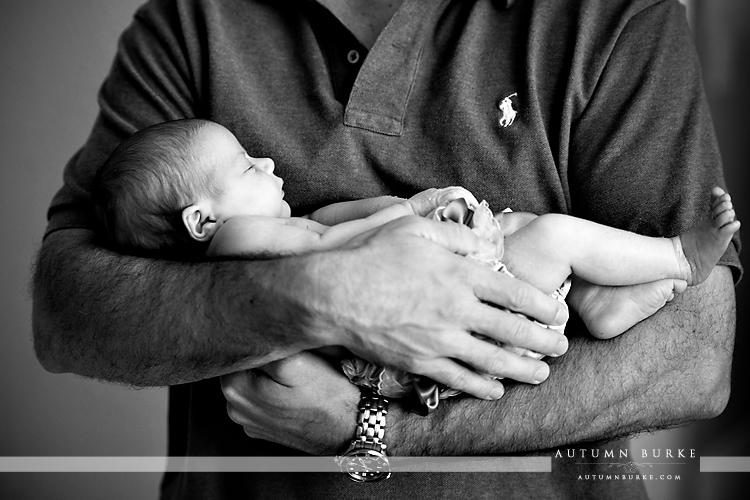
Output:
[280, 200, 291, 218]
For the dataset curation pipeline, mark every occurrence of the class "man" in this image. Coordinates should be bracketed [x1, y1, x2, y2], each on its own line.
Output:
[32, 0, 740, 498]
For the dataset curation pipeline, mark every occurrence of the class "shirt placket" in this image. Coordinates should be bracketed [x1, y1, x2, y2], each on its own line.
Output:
[344, 0, 449, 136]
[309, 0, 450, 137]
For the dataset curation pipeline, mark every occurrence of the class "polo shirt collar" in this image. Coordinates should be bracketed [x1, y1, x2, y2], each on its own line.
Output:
[307, 0, 521, 136]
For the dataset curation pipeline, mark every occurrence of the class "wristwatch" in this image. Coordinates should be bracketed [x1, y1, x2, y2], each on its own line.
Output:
[336, 390, 391, 482]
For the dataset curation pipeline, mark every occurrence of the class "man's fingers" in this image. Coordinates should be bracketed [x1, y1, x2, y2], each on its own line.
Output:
[472, 268, 568, 326]
[221, 371, 263, 422]
[463, 303, 568, 357]
[450, 334, 553, 385]
[258, 351, 331, 386]
[417, 357, 506, 401]
[220, 370, 254, 400]
[411, 334, 553, 399]
[394, 216, 496, 257]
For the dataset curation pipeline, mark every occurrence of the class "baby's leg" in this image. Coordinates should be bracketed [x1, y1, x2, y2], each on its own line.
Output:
[501, 216, 685, 338]
[678, 187, 740, 286]
[502, 189, 739, 338]
[502, 214, 683, 294]
[556, 188, 738, 338]
[503, 189, 739, 293]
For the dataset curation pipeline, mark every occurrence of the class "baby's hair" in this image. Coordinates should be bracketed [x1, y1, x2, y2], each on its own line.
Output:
[92, 118, 222, 257]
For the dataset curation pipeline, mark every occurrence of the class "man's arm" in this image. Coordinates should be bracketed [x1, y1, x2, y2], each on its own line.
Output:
[222, 266, 734, 455]
[32, 229, 319, 385]
[390, 267, 735, 455]
[33, 218, 568, 395]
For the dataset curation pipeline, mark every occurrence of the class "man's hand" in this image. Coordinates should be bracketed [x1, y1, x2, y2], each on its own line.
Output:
[310, 216, 569, 401]
[221, 352, 359, 455]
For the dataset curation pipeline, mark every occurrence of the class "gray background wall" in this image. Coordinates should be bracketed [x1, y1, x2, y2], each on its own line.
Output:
[1, 1, 166, 499]
[0, 1, 746, 499]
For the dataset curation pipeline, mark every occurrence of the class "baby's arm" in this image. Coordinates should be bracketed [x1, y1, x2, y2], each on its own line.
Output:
[207, 216, 329, 258]
[208, 202, 418, 259]
[305, 187, 478, 225]
[304, 196, 406, 226]
[309, 187, 479, 249]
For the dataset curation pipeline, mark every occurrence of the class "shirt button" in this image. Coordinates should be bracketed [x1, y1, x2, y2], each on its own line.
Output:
[347, 50, 360, 64]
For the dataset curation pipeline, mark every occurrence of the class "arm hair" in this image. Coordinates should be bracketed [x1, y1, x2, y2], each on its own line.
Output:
[32, 228, 325, 386]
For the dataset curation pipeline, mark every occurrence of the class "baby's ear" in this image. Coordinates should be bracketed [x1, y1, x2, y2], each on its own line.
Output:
[182, 205, 218, 242]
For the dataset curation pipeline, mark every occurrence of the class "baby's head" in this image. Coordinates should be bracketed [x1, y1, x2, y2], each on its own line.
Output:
[93, 119, 288, 257]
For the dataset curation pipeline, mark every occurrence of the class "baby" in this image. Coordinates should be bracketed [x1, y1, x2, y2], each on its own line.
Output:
[93, 119, 740, 402]
[93, 119, 474, 259]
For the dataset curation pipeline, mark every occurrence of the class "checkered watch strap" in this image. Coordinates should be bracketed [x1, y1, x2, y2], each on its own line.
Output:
[354, 392, 389, 453]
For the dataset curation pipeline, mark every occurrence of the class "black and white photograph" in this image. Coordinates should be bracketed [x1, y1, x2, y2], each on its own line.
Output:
[1, 0, 748, 498]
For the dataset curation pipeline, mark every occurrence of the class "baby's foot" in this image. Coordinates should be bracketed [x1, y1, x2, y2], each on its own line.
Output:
[679, 187, 740, 286]
[568, 278, 687, 339]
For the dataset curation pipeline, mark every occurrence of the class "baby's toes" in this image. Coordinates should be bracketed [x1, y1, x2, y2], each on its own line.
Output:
[715, 209, 736, 230]
[712, 198, 734, 218]
[720, 219, 741, 235]
[711, 191, 731, 210]
[710, 186, 727, 200]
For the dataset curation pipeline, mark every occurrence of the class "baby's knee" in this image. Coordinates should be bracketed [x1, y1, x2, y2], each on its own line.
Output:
[500, 211, 538, 235]
[524, 213, 570, 240]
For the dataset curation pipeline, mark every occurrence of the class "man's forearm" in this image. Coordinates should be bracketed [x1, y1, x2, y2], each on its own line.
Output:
[32, 229, 321, 386]
[388, 266, 735, 455]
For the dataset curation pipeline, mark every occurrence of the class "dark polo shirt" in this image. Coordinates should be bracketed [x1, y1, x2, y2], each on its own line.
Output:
[45, 0, 741, 498]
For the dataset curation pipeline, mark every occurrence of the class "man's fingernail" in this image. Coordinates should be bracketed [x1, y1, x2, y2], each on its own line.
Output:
[488, 386, 505, 400]
[554, 305, 569, 325]
[534, 365, 550, 384]
[555, 337, 569, 356]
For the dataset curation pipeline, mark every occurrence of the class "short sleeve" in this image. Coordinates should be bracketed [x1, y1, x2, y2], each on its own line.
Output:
[566, 0, 742, 281]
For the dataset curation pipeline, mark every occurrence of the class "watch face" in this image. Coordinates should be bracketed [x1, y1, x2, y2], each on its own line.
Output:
[340, 450, 391, 482]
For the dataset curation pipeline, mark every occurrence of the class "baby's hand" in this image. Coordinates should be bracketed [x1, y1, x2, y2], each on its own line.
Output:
[408, 187, 479, 216]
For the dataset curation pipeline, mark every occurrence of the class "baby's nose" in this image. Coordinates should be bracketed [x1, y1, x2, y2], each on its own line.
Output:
[257, 158, 275, 173]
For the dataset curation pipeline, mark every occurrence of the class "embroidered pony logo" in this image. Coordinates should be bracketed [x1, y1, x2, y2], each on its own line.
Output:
[498, 93, 518, 128]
